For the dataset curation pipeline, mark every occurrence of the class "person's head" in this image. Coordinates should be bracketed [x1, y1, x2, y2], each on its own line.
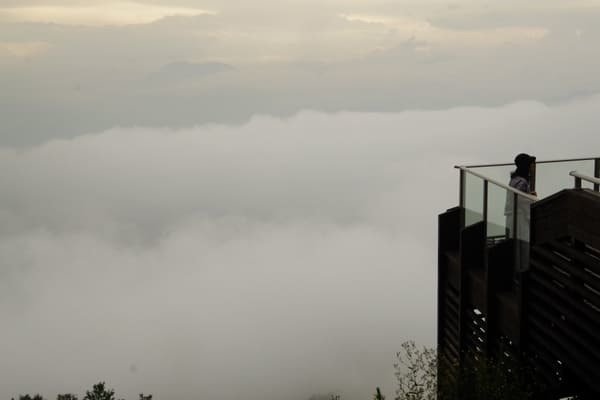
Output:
[513, 153, 533, 180]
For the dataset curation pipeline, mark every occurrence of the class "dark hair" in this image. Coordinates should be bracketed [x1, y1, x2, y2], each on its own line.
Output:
[512, 153, 532, 180]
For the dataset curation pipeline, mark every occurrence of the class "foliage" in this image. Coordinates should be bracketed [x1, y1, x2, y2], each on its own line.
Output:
[57, 395, 79, 400]
[83, 382, 117, 400]
[15, 395, 45, 400]
[441, 353, 535, 400]
[12, 382, 149, 400]
[394, 341, 437, 400]
[393, 340, 538, 400]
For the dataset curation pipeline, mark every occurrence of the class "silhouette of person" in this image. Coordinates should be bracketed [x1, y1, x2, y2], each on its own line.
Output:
[505, 153, 537, 271]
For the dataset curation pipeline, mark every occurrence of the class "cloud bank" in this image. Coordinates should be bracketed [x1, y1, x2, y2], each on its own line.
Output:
[2, 96, 600, 399]
[2, 0, 600, 146]
[0, 3, 215, 26]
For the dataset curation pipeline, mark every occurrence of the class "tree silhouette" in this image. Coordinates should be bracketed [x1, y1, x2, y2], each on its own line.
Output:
[83, 382, 116, 400]
[373, 387, 385, 400]
[394, 341, 537, 400]
[12, 382, 149, 400]
[394, 341, 437, 400]
[16, 395, 45, 400]
[57, 395, 79, 400]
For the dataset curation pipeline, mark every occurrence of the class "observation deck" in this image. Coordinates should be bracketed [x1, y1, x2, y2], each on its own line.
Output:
[438, 157, 600, 399]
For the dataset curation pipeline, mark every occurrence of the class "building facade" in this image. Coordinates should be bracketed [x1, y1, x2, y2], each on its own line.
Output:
[438, 158, 600, 399]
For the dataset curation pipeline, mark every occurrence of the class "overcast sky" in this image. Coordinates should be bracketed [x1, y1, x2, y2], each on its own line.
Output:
[2, 1, 600, 145]
[2, 1, 600, 399]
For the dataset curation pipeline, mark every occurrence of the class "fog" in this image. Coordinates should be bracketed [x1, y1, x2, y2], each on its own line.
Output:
[2, 95, 600, 399]
[2, 1, 600, 398]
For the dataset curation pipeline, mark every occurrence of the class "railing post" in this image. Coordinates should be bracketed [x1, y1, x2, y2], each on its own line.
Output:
[530, 157, 537, 193]
[594, 158, 600, 192]
[513, 192, 519, 273]
[483, 180, 488, 232]
[459, 168, 465, 208]
[459, 169, 466, 229]
[513, 193, 518, 240]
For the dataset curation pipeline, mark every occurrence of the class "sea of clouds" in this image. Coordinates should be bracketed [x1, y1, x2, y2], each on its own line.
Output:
[1, 95, 600, 399]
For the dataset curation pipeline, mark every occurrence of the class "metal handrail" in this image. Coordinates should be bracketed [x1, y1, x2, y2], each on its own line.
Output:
[569, 171, 600, 189]
[462, 157, 599, 169]
[455, 165, 538, 201]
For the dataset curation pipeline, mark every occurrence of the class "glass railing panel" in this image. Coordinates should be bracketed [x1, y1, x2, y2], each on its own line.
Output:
[581, 179, 596, 190]
[486, 182, 511, 245]
[484, 179, 533, 271]
[535, 160, 596, 198]
[470, 165, 515, 188]
[464, 172, 484, 227]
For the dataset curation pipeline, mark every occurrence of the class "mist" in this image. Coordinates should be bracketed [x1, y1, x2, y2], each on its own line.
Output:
[2, 95, 600, 399]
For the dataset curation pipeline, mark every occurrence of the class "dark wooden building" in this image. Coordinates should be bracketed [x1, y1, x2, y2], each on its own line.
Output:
[438, 157, 600, 399]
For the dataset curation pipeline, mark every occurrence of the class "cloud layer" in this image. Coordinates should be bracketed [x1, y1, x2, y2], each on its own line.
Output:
[0, 3, 214, 26]
[2, 95, 600, 399]
[2, 1, 600, 145]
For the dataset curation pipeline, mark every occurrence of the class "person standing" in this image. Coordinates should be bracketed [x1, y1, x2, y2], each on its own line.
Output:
[505, 153, 537, 270]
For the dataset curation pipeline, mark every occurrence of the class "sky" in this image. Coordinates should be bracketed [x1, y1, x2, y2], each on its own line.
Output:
[2, 0, 600, 145]
[1, 1, 600, 399]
